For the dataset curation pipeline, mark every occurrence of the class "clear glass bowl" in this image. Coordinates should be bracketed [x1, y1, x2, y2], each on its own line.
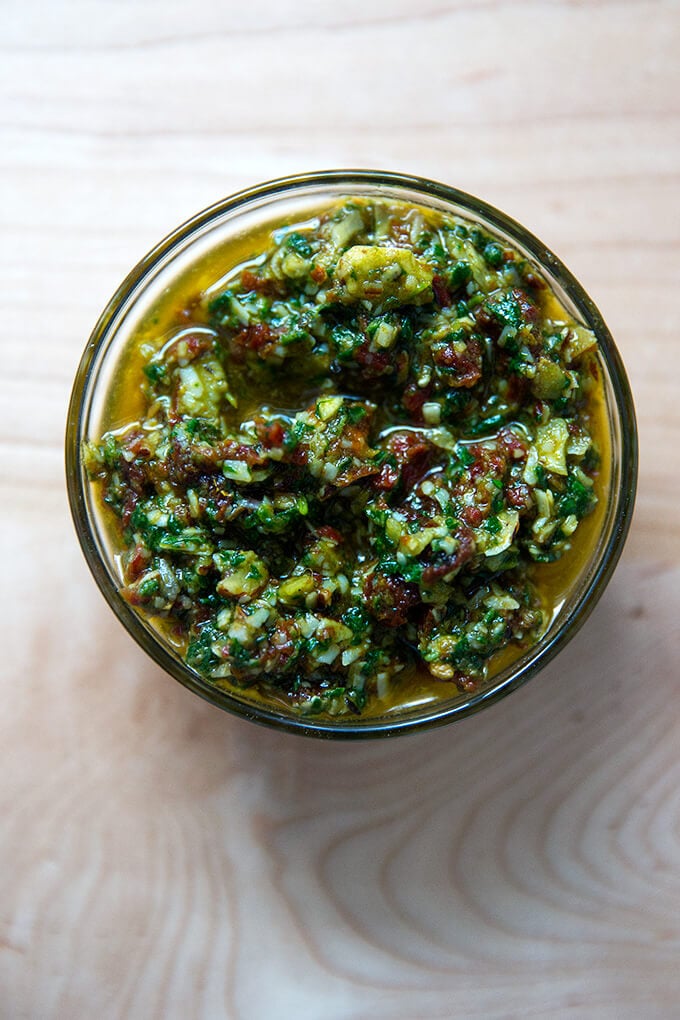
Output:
[65, 170, 638, 738]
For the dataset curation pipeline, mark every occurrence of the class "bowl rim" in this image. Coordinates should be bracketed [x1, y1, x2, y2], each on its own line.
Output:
[65, 169, 639, 739]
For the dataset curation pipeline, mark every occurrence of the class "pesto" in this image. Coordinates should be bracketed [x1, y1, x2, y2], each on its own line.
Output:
[84, 198, 601, 716]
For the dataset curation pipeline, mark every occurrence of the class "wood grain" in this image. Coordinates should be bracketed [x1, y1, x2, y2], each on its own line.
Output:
[1, 2, 679, 1017]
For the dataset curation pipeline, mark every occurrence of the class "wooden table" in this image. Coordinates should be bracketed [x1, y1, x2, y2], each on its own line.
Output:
[2, 3, 679, 1016]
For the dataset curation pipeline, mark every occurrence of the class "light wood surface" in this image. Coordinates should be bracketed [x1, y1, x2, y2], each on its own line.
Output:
[2, 2, 679, 1017]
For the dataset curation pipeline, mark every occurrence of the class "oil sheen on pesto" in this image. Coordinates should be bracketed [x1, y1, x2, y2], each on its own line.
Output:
[84, 198, 601, 717]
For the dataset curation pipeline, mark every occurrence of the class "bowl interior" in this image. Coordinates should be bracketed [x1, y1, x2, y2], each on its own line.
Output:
[66, 172, 637, 737]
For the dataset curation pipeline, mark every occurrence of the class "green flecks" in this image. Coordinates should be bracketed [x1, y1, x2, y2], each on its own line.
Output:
[284, 232, 313, 258]
[342, 606, 370, 638]
[144, 362, 167, 384]
[558, 473, 596, 519]
[345, 404, 366, 424]
[187, 624, 220, 672]
[448, 260, 472, 289]
[456, 444, 476, 468]
[137, 576, 160, 598]
[485, 515, 502, 535]
[483, 242, 504, 268]
[487, 294, 523, 329]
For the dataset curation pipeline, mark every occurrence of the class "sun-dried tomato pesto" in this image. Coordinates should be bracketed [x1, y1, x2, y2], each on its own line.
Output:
[84, 198, 603, 716]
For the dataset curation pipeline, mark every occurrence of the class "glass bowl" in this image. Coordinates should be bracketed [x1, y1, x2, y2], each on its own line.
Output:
[66, 170, 638, 738]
